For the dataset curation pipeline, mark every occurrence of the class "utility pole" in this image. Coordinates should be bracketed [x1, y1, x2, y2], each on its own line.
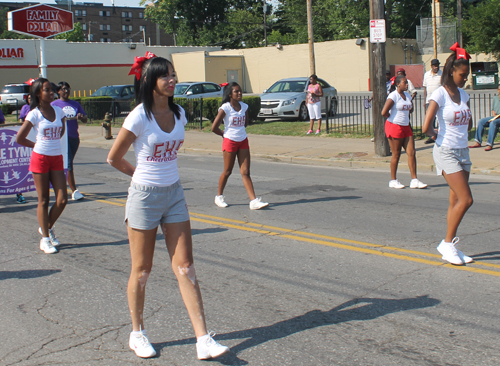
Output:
[432, 0, 438, 58]
[306, 0, 315, 75]
[370, 0, 390, 157]
[263, 2, 268, 47]
[457, 0, 462, 45]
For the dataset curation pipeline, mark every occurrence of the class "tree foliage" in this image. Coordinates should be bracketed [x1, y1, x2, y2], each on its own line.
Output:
[463, 0, 500, 58]
[0, 7, 33, 39]
[54, 22, 85, 42]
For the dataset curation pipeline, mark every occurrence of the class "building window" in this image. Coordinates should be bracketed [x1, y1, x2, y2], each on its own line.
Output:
[100, 25, 111, 31]
[99, 11, 111, 17]
[122, 11, 133, 18]
[88, 34, 94, 41]
[100, 38, 107, 42]
[82, 24, 87, 31]
[139, 13, 144, 19]
[139, 25, 145, 31]
[139, 38, 143, 42]
[75, 10, 86, 16]
[122, 25, 133, 31]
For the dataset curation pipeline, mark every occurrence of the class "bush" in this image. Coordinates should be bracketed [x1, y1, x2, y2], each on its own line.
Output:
[173, 95, 261, 124]
[73, 97, 113, 120]
[0, 104, 10, 115]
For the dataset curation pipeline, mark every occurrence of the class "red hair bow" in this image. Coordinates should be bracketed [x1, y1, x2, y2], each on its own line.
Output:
[25, 78, 37, 86]
[450, 42, 471, 60]
[128, 51, 157, 80]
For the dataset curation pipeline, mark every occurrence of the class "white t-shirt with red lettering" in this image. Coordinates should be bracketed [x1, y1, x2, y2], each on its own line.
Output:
[220, 101, 248, 142]
[386, 90, 412, 126]
[122, 103, 186, 187]
[430, 86, 471, 149]
[26, 106, 64, 156]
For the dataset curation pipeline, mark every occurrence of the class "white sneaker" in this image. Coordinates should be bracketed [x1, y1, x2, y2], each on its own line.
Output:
[249, 197, 269, 210]
[38, 227, 60, 247]
[437, 239, 464, 265]
[196, 333, 230, 360]
[389, 179, 405, 189]
[129, 330, 156, 358]
[72, 189, 84, 200]
[410, 179, 428, 189]
[215, 195, 228, 208]
[40, 238, 58, 254]
[447, 237, 473, 264]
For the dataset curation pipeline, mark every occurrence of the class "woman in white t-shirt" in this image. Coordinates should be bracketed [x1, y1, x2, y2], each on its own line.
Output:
[16, 78, 68, 254]
[423, 43, 474, 266]
[381, 75, 427, 189]
[107, 54, 229, 360]
[211, 82, 269, 210]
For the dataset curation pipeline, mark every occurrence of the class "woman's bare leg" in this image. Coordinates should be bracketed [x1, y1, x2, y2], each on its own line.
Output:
[161, 221, 207, 338]
[402, 135, 417, 179]
[442, 170, 473, 242]
[48, 170, 68, 229]
[237, 149, 256, 201]
[127, 225, 157, 331]
[217, 151, 237, 196]
[387, 137, 404, 181]
[32, 172, 50, 237]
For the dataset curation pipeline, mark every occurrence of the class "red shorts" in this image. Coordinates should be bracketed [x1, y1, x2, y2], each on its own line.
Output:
[222, 137, 249, 152]
[29, 151, 64, 173]
[385, 120, 413, 139]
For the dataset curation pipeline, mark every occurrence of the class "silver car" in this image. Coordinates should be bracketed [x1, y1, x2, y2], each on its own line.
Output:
[0, 83, 30, 111]
[258, 77, 337, 120]
[174, 82, 223, 99]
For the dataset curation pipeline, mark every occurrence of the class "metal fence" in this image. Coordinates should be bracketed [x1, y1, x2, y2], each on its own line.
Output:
[79, 99, 205, 129]
[327, 93, 498, 137]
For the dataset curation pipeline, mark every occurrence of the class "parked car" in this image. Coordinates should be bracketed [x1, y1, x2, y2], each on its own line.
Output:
[258, 77, 338, 121]
[174, 82, 223, 99]
[90, 85, 135, 115]
[0, 83, 30, 112]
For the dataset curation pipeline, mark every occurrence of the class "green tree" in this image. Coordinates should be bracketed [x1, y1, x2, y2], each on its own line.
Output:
[463, 0, 500, 58]
[0, 7, 33, 39]
[54, 22, 85, 42]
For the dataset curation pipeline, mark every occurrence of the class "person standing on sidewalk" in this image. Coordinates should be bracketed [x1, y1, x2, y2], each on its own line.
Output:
[423, 42, 474, 266]
[381, 75, 427, 189]
[52, 81, 88, 200]
[306, 74, 323, 135]
[469, 84, 500, 151]
[107, 53, 229, 360]
[212, 82, 269, 210]
[16, 78, 68, 254]
[423, 59, 443, 144]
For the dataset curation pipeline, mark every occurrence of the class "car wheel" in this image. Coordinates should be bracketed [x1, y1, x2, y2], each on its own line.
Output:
[299, 103, 309, 121]
[329, 98, 338, 117]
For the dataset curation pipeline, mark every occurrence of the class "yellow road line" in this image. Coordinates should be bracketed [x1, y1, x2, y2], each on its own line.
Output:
[82, 192, 500, 276]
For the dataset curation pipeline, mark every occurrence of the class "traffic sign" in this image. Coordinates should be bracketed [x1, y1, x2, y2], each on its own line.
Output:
[8, 4, 74, 38]
[370, 19, 386, 43]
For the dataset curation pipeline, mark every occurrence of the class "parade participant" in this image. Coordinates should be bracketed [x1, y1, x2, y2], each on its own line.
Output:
[211, 82, 269, 210]
[305, 74, 323, 134]
[423, 43, 474, 265]
[107, 53, 229, 360]
[381, 75, 427, 189]
[52, 81, 88, 200]
[16, 78, 67, 254]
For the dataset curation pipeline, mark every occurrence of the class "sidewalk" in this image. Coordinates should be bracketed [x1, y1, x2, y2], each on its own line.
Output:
[79, 125, 500, 176]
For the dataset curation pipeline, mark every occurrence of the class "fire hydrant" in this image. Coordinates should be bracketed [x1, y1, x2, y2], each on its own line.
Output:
[102, 112, 113, 140]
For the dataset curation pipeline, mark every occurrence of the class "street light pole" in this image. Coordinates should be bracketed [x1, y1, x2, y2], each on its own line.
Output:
[306, 0, 315, 75]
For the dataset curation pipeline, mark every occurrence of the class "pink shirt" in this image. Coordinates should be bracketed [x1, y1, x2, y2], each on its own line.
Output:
[307, 84, 321, 104]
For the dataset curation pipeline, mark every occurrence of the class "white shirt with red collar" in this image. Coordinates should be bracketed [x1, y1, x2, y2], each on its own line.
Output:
[26, 106, 64, 156]
[123, 103, 186, 187]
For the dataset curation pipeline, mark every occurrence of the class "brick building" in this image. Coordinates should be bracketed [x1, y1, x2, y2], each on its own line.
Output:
[1, 1, 174, 45]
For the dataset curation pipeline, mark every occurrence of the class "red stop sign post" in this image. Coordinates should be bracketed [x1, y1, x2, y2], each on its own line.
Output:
[7, 4, 74, 78]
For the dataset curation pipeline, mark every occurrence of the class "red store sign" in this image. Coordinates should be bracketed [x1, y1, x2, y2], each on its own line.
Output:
[8, 4, 73, 38]
[0, 48, 24, 59]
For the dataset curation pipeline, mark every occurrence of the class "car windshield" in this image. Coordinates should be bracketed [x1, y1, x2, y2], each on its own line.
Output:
[174, 85, 190, 95]
[92, 86, 122, 97]
[267, 81, 306, 93]
[1, 85, 29, 94]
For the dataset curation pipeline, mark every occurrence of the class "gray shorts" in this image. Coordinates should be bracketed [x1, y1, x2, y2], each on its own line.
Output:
[125, 180, 190, 230]
[433, 144, 472, 176]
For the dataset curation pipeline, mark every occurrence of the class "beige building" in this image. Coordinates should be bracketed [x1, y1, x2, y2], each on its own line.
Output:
[0, 38, 497, 94]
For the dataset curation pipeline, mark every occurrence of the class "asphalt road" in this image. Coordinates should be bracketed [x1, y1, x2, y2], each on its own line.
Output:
[1, 147, 500, 366]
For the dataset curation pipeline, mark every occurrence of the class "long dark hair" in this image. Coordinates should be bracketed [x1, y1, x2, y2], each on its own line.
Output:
[221, 82, 240, 105]
[134, 57, 180, 120]
[441, 52, 470, 87]
[390, 74, 406, 94]
[30, 77, 50, 110]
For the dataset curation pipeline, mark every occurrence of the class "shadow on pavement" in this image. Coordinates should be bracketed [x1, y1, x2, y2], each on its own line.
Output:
[270, 195, 362, 207]
[0, 269, 61, 280]
[153, 295, 439, 365]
